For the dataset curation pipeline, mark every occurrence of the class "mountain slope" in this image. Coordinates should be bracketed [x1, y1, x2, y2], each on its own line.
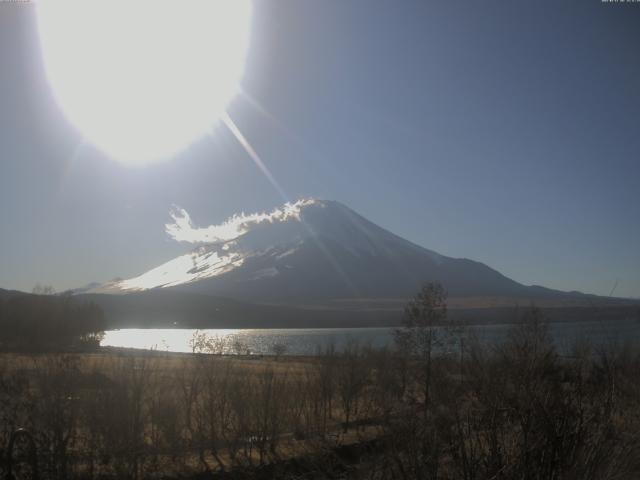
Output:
[92, 199, 595, 306]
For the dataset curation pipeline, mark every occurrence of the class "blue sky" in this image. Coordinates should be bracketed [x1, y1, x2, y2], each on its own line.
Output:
[0, 1, 639, 297]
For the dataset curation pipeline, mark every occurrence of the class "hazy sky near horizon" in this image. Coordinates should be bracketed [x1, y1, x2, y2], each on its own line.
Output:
[1, 1, 639, 298]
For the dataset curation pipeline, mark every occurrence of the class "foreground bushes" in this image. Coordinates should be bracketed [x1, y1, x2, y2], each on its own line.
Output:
[376, 314, 640, 479]
[0, 311, 640, 479]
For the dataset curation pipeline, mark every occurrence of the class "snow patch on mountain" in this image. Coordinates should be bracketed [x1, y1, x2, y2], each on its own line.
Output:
[102, 249, 244, 292]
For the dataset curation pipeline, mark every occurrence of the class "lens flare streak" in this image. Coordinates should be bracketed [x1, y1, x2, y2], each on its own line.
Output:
[221, 113, 289, 202]
[221, 112, 364, 300]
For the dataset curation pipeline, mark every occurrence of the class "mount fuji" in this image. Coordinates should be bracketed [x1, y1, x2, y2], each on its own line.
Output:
[91, 199, 592, 307]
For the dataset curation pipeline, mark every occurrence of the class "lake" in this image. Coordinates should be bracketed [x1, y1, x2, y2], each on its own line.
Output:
[101, 318, 640, 356]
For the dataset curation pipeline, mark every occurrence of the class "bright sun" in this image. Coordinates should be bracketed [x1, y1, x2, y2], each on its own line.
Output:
[36, 0, 252, 166]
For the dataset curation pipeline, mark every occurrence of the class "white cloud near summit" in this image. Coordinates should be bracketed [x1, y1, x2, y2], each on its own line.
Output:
[165, 198, 316, 244]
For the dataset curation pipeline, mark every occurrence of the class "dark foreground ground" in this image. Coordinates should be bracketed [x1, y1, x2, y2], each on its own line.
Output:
[3, 311, 640, 480]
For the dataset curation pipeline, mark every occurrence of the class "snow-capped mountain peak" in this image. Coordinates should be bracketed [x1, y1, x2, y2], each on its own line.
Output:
[92, 199, 532, 302]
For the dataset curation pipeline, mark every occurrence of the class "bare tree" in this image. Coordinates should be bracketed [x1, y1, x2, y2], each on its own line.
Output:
[270, 342, 287, 359]
[395, 282, 447, 410]
[337, 341, 368, 432]
[32, 284, 56, 296]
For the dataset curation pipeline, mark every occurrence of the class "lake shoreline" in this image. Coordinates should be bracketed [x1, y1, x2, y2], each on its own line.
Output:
[101, 316, 640, 356]
[101, 303, 640, 331]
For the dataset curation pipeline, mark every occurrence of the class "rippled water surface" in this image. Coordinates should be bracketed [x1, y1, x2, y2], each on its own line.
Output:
[102, 318, 640, 356]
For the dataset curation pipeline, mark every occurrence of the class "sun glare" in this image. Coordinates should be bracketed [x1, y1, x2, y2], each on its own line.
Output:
[36, 0, 252, 166]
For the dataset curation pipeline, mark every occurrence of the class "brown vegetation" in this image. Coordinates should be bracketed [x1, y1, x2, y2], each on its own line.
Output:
[1, 284, 640, 479]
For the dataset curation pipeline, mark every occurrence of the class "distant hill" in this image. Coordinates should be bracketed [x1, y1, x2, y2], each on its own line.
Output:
[2, 287, 637, 332]
[0, 288, 28, 300]
[76, 290, 639, 329]
[0, 288, 106, 349]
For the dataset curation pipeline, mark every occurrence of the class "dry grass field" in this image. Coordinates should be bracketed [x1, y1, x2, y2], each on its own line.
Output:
[2, 305, 640, 479]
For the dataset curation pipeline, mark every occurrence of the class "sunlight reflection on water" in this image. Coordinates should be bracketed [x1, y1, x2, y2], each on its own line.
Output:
[101, 327, 395, 355]
[101, 319, 640, 356]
